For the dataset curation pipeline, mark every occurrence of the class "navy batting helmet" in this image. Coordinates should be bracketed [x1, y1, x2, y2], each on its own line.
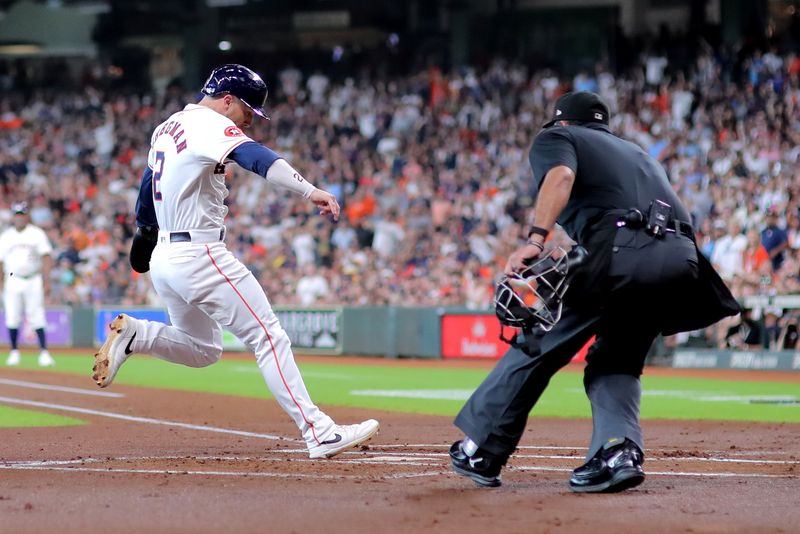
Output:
[201, 64, 268, 119]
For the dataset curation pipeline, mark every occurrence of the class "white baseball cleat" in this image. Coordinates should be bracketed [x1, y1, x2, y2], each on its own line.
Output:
[38, 350, 55, 367]
[308, 419, 380, 459]
[6, 350, 20, 366]
[93, 314, 137, 388]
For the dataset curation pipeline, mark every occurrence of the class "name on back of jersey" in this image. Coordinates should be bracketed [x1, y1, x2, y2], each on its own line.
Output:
[155, 120, 187, 153]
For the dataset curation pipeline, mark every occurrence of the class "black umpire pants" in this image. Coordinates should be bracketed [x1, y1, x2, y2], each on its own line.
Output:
[455, 228, 698, 461]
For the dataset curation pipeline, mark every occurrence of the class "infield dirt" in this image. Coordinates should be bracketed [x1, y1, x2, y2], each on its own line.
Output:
[1, 364, 798, 533]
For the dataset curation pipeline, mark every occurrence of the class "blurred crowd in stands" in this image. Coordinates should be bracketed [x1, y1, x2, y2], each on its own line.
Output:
[2, 43, 800, 349]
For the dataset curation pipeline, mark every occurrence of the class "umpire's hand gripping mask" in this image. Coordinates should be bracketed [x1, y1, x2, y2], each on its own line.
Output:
[494, 246, 588, 333]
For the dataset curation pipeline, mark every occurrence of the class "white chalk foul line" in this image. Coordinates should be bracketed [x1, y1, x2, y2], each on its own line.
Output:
[2, 458, 104, 467]
[0, 465, 448, 480]
[276, 448, 800, 466]
[0, 395, 297, 442]
[0, 396, 795, 469]
[0, 457, 793, 480]
[368, 444, 800, 464]
[0, 378, 125, 398]
[509, 454, 800, 466]
[4, 451, 795, 480]
[2, 455, 442, 469]
[512, 466, 796, 478]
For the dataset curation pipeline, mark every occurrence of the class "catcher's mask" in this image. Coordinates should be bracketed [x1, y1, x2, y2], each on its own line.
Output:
[494, 246, 588, 338]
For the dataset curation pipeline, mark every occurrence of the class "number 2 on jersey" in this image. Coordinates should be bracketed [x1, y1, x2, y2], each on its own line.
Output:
[153, 151, 165, 201]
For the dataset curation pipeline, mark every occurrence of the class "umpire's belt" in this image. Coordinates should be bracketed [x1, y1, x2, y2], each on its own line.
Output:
[158, 227, 225, 244]
[11, 273, 39, 280]
[668, 220, 694, 238]
[616, 212, 694, 239]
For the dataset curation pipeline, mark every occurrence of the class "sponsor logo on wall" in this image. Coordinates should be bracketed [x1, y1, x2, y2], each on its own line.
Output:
[673, 349, 799, 371]
[441, 315, 512, 359]
[223, 308, 341, 354]
[276, 309, 340, 351]
[0, 309, 71, 346]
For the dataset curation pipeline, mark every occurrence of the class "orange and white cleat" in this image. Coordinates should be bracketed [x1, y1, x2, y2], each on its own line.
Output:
[92, 314, 137, 388]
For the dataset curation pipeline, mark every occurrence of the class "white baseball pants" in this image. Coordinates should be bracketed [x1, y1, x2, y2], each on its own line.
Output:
[4, 274, 46, 329]
[129, 233, 336, 447]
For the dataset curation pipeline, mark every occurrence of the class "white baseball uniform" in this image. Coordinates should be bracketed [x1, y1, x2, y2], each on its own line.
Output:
[0, 223, 52, 329]
[129, 104, 336, 448]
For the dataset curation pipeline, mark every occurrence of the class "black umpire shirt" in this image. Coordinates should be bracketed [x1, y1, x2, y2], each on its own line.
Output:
[528, 122, 739, 334]
[529, 123, 691, 242]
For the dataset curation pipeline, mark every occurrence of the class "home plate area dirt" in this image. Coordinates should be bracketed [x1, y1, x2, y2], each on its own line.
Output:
[0, 369, 798, 533]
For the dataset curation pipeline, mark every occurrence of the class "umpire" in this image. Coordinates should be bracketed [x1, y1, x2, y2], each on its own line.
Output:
[449, 91, 739, 492]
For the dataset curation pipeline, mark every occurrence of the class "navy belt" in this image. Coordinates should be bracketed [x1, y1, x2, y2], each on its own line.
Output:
[168, 229, 225, 243]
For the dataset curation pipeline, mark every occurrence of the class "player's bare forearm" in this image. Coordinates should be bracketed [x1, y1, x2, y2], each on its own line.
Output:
[531, 165, 576, 240]
[42, 254, 53, 294]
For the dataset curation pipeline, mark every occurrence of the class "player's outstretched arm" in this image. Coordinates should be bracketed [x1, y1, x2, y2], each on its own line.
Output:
[229, 142, 339, 220]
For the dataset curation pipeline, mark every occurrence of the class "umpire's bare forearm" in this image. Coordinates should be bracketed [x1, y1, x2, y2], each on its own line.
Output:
[532, 165, 576, 235]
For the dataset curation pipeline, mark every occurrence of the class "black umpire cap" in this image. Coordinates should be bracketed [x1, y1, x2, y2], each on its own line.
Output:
[543, 91, 610, 128]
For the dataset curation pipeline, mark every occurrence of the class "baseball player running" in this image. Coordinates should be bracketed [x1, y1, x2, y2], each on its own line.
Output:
[93, 64, 378, 459]
[0, 202, 55, 367]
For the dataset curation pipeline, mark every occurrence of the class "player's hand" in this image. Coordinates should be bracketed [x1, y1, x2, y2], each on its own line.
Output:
[505, 243, 544, 274]
[308, 188, 341, 221]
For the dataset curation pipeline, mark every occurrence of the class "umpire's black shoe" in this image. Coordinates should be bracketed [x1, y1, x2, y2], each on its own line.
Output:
[449, 440, 505, 488]
[569, 438, 645, 493]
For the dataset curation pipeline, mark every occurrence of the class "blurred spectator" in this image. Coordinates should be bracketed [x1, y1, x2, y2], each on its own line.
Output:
[711, 220, 746, 281]
[762, 308, 783, 349]
[722, 309, 763, 349]
[291, 222, 317, 267]
[776, 310, 800, 350]
[3, 44, 800, 354]
[761, 210, 789, 271]
[279, 64, 302, 101]
[296, 265, 330, 306]
[372, 211, 404, 259]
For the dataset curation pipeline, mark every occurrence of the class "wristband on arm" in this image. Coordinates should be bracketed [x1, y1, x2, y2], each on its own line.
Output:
[526, 240, 544, 252]
[528, 225, 550, 240]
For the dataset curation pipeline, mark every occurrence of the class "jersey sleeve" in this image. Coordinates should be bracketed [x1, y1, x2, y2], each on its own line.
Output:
[135, 165, 158, 229]
[228, 141, 282, 177]
[191, 111, 254, 164]
[529, 128, 578, 189]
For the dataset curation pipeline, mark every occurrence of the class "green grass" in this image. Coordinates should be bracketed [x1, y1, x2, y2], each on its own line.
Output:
[2, 351, 799, 423]
[0, 404, 86, 427]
